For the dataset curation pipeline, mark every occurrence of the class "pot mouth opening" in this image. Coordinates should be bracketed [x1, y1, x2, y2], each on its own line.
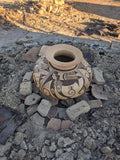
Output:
[54, 50, 75, 63]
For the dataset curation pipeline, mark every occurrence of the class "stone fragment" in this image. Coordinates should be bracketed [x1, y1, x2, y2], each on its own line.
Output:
[60, 99, 75, 107]
[23, 71, 33, 82]
[22, 47, 40, 62]
[47, 118, 61, 131]
[19, 81, 32, 96]
[4, 92, 21, 110]
[0, 142, 11, 156]
[25, 93, 41, 106]
[55, 108, 69, 120]
[58, 137, 74, 147]
[19, 103, 25, 114]
[47, 106, 57, 119]
[66, 100, 90, 121]
[34, 156, 42, 160]
[32, 83, 40, 94]
[44, 140, 50, 145]
[61, 120, 72, 130]
[14, 132, 24, 145]
[27, 104, 38, 116]
[91, 84, 108, 100]
[75, 93, 89, 103]
[84, 136, 97, 150]
[56, 152, 74, 160]
[93, 67, 105, 85]
[101, 146, 112, 154]
[78, 149, 91, 160]
[16, 40, 23, 45]
[30, 113, 44, 127]
[88, 100, 103, 109]
[39, 45, 50, 57]
[111, 41, 120, 51]
[46, 151, 54, 159]
[17, 149, 26, 160]
[49, 142, 57, 151]
[40, 146, 48, 158]
[0, 157, 7, 160]
[37, 99, 52, 117]
[20, 140, 28, 150]
[23, 42, 38, 48]
[55, 149, 63, 158]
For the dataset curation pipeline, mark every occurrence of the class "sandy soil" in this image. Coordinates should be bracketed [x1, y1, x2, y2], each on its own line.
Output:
[0, 0, 120, 42]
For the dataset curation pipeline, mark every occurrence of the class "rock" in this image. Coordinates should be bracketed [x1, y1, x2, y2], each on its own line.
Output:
[60, 99, 75, 107]
[61, 120, 72, 130]
[37, 99, 52, 117]
[19, 81, 32, 96]
[17, 149, 26, 160]
[101, 146, 112, 154]
[0, 157, 7, 160]
[0, 142, 11, 156]
[16, 40, 23, 45]
[49, 142, 57, 151]
[91, 84, 108, 100]
[56, 152, 74, 160]
[20, 141, 28, 150]
[55, 149, 63, 157]
[75, 93, 89, 103]
[78, 149, 91, 160]
[58, 137, 74, 148]
[55, 108, 69, 120]
[111, 41, 120, 51]
[93, 67, 105, 85]
[25, 93, 41, 106]
[84, 136, 97, 150]
[4, 92, 21, 110]
[28, 143, 35, 152]
[23, 42, 39, 48]
[88, 100, 103, 109]
[34, 156, 42, 160]
[39, 45, 50, 57]
[66, 100, 91, 121]
[19, 103, 25, 114]
[45, 140, 50, 145]
[47, 118, 61, 131]
[33, 131, 47, 151]
[14, 132, 24, 145]
[22, 71, 33, 82]
[32, 83, 40, 94]
[46, 151, 54, 159]
[30, 113, 44, 128]
[27, 104, 38, 116]
[47, 106, 57, 119]
[40, 146, 48, 158]
[10, 150, 17, 159]
[22, 47, 40, 62]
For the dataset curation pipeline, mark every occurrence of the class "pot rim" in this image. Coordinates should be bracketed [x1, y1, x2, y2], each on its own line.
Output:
[45, 44, 83, 70]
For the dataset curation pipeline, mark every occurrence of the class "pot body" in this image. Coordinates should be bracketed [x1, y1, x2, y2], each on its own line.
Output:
[33, 44, 92, 100]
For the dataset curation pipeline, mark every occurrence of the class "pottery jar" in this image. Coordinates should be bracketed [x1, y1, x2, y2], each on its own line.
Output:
[33, 44, 92, 100]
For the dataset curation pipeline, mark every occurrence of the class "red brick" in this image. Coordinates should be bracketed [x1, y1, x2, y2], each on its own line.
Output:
[47, 118, 61, 131]
[61, 120, 72, 130]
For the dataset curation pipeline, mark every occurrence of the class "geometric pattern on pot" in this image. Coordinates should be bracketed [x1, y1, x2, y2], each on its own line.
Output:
[33, 44, 92, 100]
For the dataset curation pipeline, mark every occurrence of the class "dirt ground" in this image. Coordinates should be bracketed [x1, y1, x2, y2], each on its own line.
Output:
[0, 0, 120, 160]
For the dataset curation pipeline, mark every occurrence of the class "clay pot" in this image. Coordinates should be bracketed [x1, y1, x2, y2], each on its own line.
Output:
[33, 44, 92, 100]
